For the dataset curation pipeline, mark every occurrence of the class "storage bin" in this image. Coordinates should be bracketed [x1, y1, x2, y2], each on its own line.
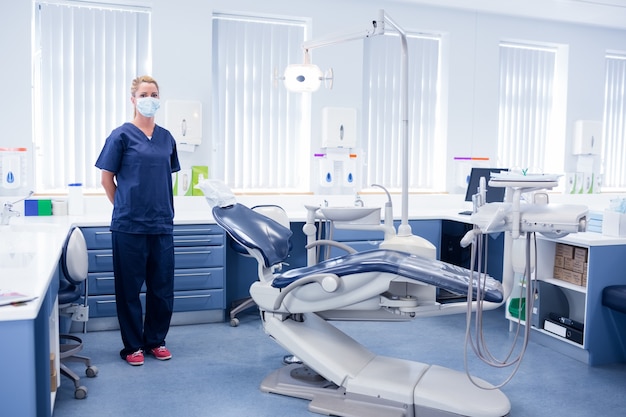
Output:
[508, 297, 526, 320]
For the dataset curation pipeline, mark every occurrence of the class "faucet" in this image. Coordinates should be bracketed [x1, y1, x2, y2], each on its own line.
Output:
[354, 194, 364, 207]
[1, 191, 34, 225]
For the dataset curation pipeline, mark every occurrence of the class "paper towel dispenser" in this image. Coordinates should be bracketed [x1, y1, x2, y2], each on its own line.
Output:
[165, 100, 203, 146]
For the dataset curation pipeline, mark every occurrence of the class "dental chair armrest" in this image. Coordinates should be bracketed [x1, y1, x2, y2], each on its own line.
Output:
[273, 273, 342, 310]
[305, 240, 358, 255]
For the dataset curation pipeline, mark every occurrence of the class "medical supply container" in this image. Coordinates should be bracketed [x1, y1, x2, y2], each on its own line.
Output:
[68, 183, 84, 215]
[0, 147, 28, 194]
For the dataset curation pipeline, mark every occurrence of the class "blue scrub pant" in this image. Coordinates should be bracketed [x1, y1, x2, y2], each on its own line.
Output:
[111, 231, 175, 358]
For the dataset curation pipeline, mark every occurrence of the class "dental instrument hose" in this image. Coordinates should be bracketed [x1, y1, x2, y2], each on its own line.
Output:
[463, 230, 536, 389]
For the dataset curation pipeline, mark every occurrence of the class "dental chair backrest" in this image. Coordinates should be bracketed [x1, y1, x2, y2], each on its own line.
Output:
[212, 204, 293, 270]
[228, 205, 291, 256]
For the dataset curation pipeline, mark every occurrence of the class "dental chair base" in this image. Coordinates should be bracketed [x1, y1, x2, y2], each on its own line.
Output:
[259, 312, 510, 417]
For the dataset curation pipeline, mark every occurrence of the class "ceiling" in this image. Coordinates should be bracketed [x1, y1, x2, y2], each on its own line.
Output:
[398, 0, 626, 30]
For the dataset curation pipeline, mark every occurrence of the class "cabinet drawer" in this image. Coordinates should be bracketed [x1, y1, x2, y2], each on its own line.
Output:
[82, 227, 112, 249]
[87, 289, 225, 317]
[82, 226, 224, 249]
[172, 289, 225, 312]
[88, 246, 225, 272]
[87, 268, 224, 295]
[174, 233, 225, 247]
[174, 224, 223, 235]
[87, 295, 118, 317]
[174, 267, 224, 290]
[88, 249, 114, 272]
[175, 246, 224, 268]
[88, 272, 115, 295]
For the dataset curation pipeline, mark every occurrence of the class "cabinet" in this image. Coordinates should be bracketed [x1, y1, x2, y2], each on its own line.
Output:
[505, 235, 626, 365]
[81, 224, 226, 330]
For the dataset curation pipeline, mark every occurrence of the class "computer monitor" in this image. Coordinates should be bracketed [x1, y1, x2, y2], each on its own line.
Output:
[464, 167, 509, 203]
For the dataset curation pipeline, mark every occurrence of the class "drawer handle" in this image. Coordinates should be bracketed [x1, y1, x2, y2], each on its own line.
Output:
[174, 294, 212, 300]
[176, 228, 216, 233]
[94, 231, 112, 236]
[175, 250, 213, 255]
[95, 254, 113, 258]
[96, 300, 116, 305]
[175, 272, 212, 277]
[175, 239, 215, 244]
[95, 276, 115, 281]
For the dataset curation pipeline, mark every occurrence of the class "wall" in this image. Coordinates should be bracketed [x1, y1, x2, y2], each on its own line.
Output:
[1, 0, 624, 194]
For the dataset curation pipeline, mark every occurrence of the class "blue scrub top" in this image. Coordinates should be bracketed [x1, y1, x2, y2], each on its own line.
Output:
[95, 122, 181, 234]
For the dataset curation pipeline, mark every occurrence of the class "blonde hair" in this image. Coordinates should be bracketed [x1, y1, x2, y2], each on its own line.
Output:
[131, 75, 159, 117]
[131, 75, 159, 96]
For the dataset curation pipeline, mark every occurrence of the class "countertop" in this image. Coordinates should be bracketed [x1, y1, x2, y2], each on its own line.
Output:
[1, 191, 625, 322]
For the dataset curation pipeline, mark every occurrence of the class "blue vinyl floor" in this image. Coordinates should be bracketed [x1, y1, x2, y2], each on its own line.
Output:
[52, 307, 626, 417]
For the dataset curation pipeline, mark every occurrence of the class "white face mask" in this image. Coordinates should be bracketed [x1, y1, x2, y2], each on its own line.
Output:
[136, 97, 160, 117]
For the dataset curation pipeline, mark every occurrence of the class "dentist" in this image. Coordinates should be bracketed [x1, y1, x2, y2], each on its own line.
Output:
[95, 75, 180, 366]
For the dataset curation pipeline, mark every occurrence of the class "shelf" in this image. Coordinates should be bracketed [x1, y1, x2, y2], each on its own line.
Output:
[540, 277, 587, 294]
[504, 314, 585, 349]
[535, 327, 584, 348]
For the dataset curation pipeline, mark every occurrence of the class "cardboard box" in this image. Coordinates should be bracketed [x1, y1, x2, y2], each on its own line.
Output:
[553, 266, 565, 280]
[602, 210, 626, 237]
[554, 255, 564, 268]
[564, 257, 586, 274]
[554, 267, 583, 286]
[555, 243, 574, 259]
[574, 247, 588, 262]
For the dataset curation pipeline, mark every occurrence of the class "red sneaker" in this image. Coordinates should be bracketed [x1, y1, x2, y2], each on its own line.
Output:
[149, 345, 172, 360]
[126, 349, 144, 366]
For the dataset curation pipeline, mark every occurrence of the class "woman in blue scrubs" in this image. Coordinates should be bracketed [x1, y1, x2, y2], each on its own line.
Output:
[95, 75, 181, 366]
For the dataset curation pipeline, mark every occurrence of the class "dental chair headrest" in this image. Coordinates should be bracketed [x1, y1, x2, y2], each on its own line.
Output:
[212, 204, 292, 268]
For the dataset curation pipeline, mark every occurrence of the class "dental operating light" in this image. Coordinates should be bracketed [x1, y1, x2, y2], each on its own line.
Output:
[283, 63, 323, 92]
[285, 10, 415, 240]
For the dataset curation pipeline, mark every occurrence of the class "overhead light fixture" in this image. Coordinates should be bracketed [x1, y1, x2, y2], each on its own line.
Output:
[281, 50, 334, 92]
[283, 63, 323, 92]
[282, 10, 423, 244]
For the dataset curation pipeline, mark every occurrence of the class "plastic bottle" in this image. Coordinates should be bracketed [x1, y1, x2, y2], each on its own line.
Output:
[68, 183, 84, 215]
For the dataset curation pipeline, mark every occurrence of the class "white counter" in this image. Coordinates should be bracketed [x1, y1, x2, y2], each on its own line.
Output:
[2, 191, 625, 322]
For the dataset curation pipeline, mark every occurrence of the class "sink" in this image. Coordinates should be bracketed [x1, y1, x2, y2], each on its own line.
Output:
[319, 206, 381, 223]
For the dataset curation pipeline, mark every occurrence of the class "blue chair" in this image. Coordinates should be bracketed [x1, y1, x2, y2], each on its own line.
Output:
[59, 226, 98, 399]
[603, 285, 626, 314]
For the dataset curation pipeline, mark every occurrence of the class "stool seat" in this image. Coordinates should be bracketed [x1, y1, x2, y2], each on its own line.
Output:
[602, 285, 626, 314]
[58, 280, 83, 305]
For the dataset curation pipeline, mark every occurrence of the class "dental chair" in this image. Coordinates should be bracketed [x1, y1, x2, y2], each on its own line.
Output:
[58, 226, 98, 399]
[212, 203, 511, 417]
[228, 205, 291, 327]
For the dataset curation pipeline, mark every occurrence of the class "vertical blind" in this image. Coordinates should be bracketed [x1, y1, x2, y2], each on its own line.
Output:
[602, 53, 626, 188]
[33, 1, 151, 191]
[497, 42, 556, 172]
[211, 14, 308, 191]
[363, 33, 441, 190]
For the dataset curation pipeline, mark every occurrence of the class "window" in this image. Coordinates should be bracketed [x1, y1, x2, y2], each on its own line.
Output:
[33, 1, 151, 191]
[601, 53, 626, 189]
[497, 42, 566, 174]
[211, 13, 309, 191]
[363, 33, 442, 191]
